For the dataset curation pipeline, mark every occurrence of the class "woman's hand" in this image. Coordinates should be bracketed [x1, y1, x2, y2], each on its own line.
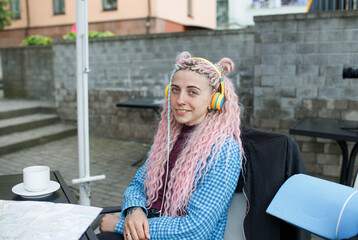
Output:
[123, 207, 150, 240]
[99, 214, 120, 232]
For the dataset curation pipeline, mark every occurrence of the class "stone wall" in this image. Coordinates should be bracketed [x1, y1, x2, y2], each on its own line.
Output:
[1, 45, 54, 100]
[253, 11, 358, 182]
[52, 29, 255, 143]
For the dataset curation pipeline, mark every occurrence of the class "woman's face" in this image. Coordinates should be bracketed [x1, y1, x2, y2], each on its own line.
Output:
[170, 70, 214, 126]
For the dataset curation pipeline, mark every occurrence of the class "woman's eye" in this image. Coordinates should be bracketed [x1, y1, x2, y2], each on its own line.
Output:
[171, 88, 179, 93]
[189, 90, 198, 96]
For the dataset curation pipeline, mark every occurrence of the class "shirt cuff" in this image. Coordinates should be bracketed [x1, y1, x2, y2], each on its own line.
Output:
[121, 200, 148, 219]
[115, 219, 124, 234]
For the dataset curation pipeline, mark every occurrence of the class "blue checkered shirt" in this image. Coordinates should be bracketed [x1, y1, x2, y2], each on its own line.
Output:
[115, 138, 241, 240]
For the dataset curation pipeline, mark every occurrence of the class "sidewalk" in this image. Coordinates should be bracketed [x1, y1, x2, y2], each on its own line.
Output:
[0, 134, 150, 208]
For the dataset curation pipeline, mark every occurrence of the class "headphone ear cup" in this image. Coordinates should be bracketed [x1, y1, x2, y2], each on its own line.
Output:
[211, 93, 224, 110]
[165, 84, 170, 98]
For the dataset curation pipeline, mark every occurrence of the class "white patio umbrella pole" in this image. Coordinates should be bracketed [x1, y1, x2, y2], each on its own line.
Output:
[72, 0, 105, 205]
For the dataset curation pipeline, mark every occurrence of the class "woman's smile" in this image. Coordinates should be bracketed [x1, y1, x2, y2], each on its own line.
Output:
[175, 108, 191, 114]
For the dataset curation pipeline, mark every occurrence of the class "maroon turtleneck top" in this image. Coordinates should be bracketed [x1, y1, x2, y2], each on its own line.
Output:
[151, 124, 196, 211]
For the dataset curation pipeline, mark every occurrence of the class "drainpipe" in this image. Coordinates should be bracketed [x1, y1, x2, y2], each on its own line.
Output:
[146, 0, 151, 34]
[25, 0, 30, 37]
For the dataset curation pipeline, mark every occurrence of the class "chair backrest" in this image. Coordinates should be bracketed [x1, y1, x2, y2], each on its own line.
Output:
[354, 170, 358, 189]
[224, 193, 245, 240]
[223, 127, 310, 240]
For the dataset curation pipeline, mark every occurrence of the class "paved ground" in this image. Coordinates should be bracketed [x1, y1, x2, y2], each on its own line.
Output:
[0, 132, 150, 208]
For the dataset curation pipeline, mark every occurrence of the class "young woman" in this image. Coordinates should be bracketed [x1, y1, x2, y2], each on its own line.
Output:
[98, 51, 244, 240]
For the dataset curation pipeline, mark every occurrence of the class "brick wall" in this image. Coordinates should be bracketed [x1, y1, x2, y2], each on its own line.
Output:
[253, 11, 358, 182]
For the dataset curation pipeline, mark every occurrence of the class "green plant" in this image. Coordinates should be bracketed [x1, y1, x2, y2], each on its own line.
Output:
[0, 0, 12, 30]
[99, 31, 116, 37]
[63, 31, 76, 40]
[21, 35, 52, 46]
[88, 30, 100, 38]
[63, 30, 116, 40]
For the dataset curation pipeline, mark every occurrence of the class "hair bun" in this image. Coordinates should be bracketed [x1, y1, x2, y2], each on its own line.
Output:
[218, 58, 234, 73]
[176, 51, 192, 63]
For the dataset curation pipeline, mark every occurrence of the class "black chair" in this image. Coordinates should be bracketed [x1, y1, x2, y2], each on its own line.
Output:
[225, 127, 310, 240]
[354, 169, 358, 189]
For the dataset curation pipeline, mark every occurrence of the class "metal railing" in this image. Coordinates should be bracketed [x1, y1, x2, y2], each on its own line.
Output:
[307, 0, 357, 12]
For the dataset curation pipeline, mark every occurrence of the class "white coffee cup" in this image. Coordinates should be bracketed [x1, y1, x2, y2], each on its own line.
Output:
[23, 166, 50, 192]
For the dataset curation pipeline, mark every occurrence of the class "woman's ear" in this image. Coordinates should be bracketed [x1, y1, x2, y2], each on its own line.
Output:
[207, 92, 216, 110]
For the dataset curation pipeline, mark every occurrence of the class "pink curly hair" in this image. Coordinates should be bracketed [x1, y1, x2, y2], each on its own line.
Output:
[144, 51, 244, 217]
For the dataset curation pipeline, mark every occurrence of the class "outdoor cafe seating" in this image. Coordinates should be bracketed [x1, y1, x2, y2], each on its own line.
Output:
[95, 127, 310, 240]
[95, 126, 358, 240]
[2, 127, 357, 239]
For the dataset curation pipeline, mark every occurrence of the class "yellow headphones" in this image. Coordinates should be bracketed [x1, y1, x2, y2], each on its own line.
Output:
[165, 57, 225, 110]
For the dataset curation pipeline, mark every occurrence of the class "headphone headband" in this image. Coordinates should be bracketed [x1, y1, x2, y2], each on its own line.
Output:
[165, 56, 225, 110]
[191, 57, 222, 80]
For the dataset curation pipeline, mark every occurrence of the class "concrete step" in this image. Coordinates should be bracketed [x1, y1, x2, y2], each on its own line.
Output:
[0, 106, 57, 120]
[0, 113, 60, 136]
[0, 123, 77, 156]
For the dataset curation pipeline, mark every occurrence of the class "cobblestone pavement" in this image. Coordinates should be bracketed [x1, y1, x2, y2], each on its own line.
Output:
[0, 135, 150, 208]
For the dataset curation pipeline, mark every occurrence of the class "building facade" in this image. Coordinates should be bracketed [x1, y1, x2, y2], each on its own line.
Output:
[218, 0, 308, 29]
[1, 0, 216, 47]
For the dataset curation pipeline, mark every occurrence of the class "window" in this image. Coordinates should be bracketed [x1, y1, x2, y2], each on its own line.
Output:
[252, 0, 308, 8]
[281, 0, 308, 6]
[53, 0, 65, 15]
[103, 0, 117, 10]
[188, 0, 193, 17]
[10, 0, 21, 19]
[217, 0, 228, 24]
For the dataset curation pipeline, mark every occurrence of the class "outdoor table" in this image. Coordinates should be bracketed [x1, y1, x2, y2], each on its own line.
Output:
[0, 170, 98, 240]
[116, 97, 165, 115]
[289, 117, 358, 186]
[116, 97, 165, 166]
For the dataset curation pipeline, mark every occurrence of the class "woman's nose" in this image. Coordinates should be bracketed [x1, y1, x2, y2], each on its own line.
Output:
[176, 92, 187, 105]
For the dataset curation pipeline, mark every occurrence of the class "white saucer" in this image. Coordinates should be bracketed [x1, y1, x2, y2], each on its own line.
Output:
[12, 181, 60, 199]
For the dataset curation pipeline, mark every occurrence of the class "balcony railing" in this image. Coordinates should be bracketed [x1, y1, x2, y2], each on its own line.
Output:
[307, 0, 357, 12]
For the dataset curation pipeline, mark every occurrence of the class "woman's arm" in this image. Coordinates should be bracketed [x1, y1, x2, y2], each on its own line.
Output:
[120, 164, 148, 218]
[100, 164, 150, 239]
[110, 164, 150, 239]
[116, 139, 241, 239]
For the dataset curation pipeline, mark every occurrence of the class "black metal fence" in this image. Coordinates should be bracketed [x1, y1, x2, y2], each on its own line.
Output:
[308, 0, 357, 12]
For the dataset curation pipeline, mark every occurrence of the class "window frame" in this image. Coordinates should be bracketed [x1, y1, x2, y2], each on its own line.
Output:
[53, 0, 65, 15]
[103, 0, 117, 11]
[10, 0, 21, 19]
[187, 0, 193, 17]
[217, 0, 229, 24]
